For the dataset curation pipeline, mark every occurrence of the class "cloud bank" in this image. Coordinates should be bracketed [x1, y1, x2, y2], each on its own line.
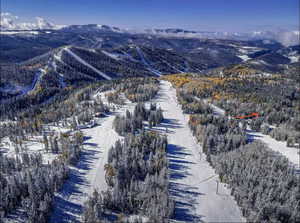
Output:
[0, 12, 61, 30]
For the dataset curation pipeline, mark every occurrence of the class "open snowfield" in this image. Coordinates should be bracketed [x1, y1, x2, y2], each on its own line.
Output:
[153, 81, 245, 222]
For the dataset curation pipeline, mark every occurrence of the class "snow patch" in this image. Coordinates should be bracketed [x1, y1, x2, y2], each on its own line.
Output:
[238, 55, 251, 62]
[288, 55, 299, 63]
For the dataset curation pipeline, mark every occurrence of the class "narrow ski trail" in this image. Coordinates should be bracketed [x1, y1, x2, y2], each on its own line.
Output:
[64, 47, 112, 80]
[155, 81, 245, 223]
[50, 102, 135, 223]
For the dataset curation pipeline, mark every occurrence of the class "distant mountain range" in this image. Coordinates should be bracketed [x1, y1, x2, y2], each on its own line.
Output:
[1, 14, 299, 46]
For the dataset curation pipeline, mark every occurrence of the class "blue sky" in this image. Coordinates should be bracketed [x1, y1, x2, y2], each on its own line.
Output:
[2, 0, 299, 31]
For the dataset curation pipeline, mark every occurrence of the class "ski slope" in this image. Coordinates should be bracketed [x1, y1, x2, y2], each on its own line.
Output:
[156, 81, 245, 222]
[246, 129, 300, 168]
[64, 47, 112, 80]
[50, 96, 135, 222]
[135, 46, 162, 76]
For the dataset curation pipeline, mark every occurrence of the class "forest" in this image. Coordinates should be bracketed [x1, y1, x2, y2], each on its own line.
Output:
[212, 142, 299, 222]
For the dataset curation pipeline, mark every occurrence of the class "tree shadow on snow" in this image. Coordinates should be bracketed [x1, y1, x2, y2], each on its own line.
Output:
[83, 142, 98, 147]
[50, 195, 83, 223]
[51, 142, 101, 222]
[83, 136, 92, 141]
[77, 148, 100, 171]
[143, 118, 182, 134]
[167, 144, 203, 222]
[167, 143, 191, 158]
[246, 133, 263, 143]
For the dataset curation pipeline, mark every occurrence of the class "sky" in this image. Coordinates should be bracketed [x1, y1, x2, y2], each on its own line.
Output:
[1, 0, 299, 31]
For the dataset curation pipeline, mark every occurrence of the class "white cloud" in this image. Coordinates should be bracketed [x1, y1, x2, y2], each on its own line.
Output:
[1, 12, 19, 30]
[0, 12, 61, 30]
[276, 31, 300, 46]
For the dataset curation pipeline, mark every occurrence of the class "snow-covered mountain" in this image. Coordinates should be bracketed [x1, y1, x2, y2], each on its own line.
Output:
[60, 24, 122, 33]
[1, 12, 298, 46]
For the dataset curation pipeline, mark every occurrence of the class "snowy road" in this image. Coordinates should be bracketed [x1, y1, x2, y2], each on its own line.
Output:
[50, 102, 134, 223]
[155, 81, 245, 223]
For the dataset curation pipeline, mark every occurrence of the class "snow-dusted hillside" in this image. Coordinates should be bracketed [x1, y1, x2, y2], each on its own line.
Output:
[48, 81, 246, 222]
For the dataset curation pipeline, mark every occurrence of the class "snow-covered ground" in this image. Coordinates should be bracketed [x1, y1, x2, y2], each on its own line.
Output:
[206, 100, 226, 116]
[0, 123, 71, 164]
[154, 81, 245, 222]
[161, 59, 184, 73]
[238, 54, 251, 62]
[288, 55, 299, 63]
[101, 50, 122, 61]
[50, 95, 135, 222]
[0, 136, 57, 164]
[0, 68, 44, 102]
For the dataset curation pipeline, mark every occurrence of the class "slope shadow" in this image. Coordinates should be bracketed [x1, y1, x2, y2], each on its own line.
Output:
[162, 118, 182, 128]
[246, 132, 263, 143]
[167, 144, 203, 222]
[143, 118, 183, 135]
[50, 141, 101, 223]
